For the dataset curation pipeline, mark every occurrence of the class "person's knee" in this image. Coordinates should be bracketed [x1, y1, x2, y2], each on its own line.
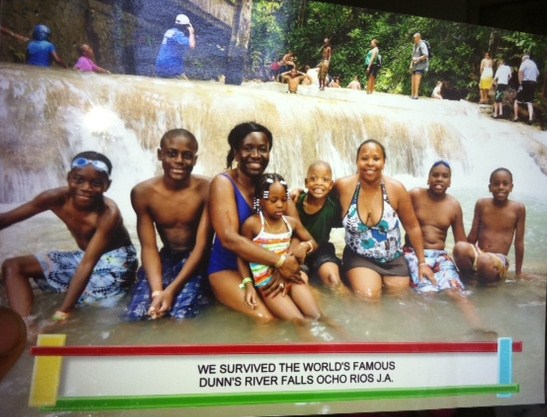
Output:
[255, 312, 276, 325]
[384, 276, 410, 292]
[2, 258, 22, 281]
[353, 286, 382, 301]
[328, 272, 342, 286]
[453, 241, 472, 261]
[0, 307, 27, 382]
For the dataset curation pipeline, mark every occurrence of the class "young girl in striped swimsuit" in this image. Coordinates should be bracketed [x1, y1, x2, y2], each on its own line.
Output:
[237, 173, 322, 325]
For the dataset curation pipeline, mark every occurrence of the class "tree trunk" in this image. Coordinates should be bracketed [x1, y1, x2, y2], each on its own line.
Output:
[225, 0, 253, 85]
[297, 0, 308, 29]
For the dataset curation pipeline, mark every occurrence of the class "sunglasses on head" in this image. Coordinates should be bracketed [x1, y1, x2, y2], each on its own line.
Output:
[71, 157, 110, 176]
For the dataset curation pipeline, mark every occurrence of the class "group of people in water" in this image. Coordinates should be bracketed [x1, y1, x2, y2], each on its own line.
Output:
[0, 122, 527, 342]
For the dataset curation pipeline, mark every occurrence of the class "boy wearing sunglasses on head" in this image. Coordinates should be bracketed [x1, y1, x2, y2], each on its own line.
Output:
[0, 151, 137, 325]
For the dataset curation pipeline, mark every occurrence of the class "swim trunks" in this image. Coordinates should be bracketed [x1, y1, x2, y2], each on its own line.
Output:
[207, 173, 254, 275]
[249, 213, 292, 288]
[403, 246, 464, 292]
[515, 81, 537, 104]
[368, 65, 380, 78]
[471, 244, 509, 281]
[35, 245, 137, 306]
[318, 59, 329, 79]
[494, 84, 508, 103]
[300, 242, 341, 279]
[125, 247, 211, 320]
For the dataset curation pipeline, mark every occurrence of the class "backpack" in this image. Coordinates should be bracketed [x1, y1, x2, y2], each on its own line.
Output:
[421, 40, 432, 59]
[376, 54, 383, 69]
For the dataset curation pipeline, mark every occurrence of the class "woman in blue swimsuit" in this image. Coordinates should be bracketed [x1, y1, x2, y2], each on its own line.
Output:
[334, 139, 434, 300]
[207, 122, 302, 321]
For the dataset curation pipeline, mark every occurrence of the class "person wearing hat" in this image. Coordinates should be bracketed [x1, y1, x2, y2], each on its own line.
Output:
[513, 54, 540, 124]
[409, 32, 428, 99]
[155, 14, 196, 78]
[25, 24, 67, 68]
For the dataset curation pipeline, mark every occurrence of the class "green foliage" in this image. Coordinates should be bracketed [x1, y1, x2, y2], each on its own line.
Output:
[249, 0, 290, 74]
[250, 0, 546, 99]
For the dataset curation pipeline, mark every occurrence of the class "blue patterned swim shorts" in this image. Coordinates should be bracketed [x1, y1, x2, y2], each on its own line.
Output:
[403, 246, 464, 292]
[35, 245, 137, 306]
[125, 247, 211, 320]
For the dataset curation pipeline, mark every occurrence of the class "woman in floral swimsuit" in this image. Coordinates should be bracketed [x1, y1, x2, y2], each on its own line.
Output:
[334, 139, 434, 300]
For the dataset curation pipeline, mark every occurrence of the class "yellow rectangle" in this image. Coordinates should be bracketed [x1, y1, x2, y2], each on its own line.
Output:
[28, 334, 66, 407]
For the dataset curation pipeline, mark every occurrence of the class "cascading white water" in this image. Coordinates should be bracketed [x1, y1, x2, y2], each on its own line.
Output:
[2, 63, 546, 204]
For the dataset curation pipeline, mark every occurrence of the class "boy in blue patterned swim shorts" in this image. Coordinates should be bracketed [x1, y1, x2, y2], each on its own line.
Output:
[1, 151, 137, 323]
[404, 160, 466, 293]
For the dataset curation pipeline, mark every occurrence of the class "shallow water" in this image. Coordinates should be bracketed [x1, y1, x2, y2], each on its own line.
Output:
[0, 214, 545, 417]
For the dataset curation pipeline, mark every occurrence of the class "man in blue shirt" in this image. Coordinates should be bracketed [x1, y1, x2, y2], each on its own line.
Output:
[26, 24, 67, 68]
[155, 14, 196, 78]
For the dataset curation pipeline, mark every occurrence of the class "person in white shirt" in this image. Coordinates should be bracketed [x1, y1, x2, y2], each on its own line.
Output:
[492, 58, 512, 119]
[513, 55, 540, 124]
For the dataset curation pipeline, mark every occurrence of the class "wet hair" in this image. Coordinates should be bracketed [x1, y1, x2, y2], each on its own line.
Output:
[226, 122, 273, 168]
[71, 151, 113, 176]
[489, 167, 513, 183]
[429, 160, 451, 175]
[356, 139, 387, 161]
[253, 173, 289, 213]
[159, 128, 198, 150]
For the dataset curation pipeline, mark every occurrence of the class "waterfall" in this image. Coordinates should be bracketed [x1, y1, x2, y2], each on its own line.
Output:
[1, 62, 546, 211]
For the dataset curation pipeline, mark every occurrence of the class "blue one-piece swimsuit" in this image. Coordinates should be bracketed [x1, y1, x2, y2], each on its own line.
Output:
[207, 173, 254, 275]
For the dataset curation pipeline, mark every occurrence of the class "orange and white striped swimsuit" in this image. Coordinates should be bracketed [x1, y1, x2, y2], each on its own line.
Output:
[249, 212, 292, 288]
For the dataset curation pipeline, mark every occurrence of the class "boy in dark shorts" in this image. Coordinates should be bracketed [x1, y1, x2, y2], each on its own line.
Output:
[1, 152, 137, 322]
[295, 161, 347, 293]
[125, 129, 211, 320]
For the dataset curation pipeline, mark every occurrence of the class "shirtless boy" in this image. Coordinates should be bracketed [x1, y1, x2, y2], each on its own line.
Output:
[125, 129, 211, 320]
[318, 38, 332, 91]
[453, 168, 526, 284]
[404, 161, 491, 331]
[281, 68, 311, 93]
[404, 160, 466, 292]
[1, 152, 137, 322]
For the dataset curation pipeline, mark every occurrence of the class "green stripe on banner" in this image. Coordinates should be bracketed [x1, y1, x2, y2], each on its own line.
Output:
[42, 385, 520, 411]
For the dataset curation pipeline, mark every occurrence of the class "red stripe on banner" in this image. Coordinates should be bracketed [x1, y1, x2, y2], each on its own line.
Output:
[32, 341, 523, 357]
